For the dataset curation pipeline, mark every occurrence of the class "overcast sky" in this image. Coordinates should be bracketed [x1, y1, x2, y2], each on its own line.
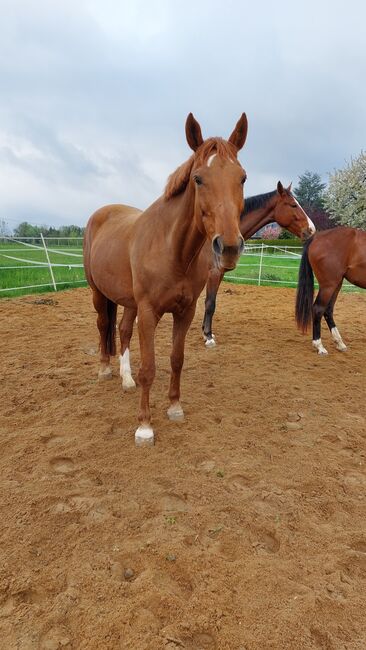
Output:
[1, 0, 365, 229]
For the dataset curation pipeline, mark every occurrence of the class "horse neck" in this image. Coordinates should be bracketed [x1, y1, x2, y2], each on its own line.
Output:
[240, 197, 276, 239]
[168, 187, 206, 271]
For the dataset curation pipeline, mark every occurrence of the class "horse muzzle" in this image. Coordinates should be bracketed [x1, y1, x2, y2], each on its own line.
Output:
[212, 235, 245, 271]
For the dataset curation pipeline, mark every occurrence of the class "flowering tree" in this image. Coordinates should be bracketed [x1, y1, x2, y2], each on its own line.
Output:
[324, 151, 366, 229]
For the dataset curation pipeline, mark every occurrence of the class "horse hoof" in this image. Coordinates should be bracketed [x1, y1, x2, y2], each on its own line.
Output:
[205, 337, 216, 348]
[122, 377, 136, 391]
[135, 425, 154, 447]
[336, 344, 347, 352]
[317, 349, 328, 356]
[167, 404, 185, 421]
[98, 367, 113, 380]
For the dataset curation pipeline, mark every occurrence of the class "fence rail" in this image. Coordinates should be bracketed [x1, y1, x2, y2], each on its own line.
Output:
[0, 237, 362, 297]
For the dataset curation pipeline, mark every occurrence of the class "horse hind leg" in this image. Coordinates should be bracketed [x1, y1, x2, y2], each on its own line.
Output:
[323, 282, 347, 352]
[311, 286, 337, 355]
[119, 307, 137, 391]
[92, 288, 117, 379]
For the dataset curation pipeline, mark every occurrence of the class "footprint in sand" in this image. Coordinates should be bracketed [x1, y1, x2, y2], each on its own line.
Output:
[254, 532, 280, 554]
[160, 493, 188, 513]
[40, 626, 71, 649]
[183, 631, 217, 649]
[351, 540, 366, 554]
[49, 457, 75, 474]
[227, 474, 254, 497]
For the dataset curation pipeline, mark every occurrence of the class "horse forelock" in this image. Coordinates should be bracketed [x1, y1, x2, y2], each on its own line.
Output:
[164, 138, 238, 201]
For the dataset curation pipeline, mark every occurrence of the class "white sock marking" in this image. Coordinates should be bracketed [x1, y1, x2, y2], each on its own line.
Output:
[120, 350, 136, 389]
[135, 425, 154, 447]
[331, 327, 347, 351]
[167, 403, 184, 421]
[312, 338, 328, 355]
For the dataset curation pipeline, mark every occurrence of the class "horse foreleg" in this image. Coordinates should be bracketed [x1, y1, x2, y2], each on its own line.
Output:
[323, 283, 347, 351]
[135, 304, 159, 446]
[202, 267, 224, 347]
[312, 287, 338, 355]
[168, 305, 196, 421]
[119, 307, 137, 390]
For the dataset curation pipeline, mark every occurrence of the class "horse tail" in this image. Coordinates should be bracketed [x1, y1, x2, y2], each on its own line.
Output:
[106, 299, 117, 356]
[295, 237, 314, 333]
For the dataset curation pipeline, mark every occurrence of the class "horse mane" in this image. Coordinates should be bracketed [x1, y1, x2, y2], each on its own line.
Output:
[164, 138, 238, 201]
[242, 190, 277, 217]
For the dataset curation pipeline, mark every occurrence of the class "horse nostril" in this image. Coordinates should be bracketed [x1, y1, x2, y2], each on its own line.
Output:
[212, 235, 224, 256]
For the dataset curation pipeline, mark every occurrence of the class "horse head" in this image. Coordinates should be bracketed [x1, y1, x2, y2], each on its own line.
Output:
[186, 113, 248, 271]
[274, 181, 316, 240]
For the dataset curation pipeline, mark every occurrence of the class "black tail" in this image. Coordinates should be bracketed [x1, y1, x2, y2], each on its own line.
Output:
[295, 237, 314, 333]
[106, 299, 117, 356]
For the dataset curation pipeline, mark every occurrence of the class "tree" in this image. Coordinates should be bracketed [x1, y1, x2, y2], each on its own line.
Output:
[324, 151, 366, 229]
[294, 171, 326, 210]
[14, 222, 41, 238]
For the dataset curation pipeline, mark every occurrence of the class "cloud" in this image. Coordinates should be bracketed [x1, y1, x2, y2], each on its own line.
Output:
[0, 0, 365, 228]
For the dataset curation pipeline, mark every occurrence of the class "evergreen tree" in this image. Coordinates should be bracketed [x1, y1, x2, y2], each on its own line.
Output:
[294, 171, 326, 210]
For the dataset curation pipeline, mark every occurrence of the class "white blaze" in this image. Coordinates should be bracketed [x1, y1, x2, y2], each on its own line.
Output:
[207, 154, 216, 167]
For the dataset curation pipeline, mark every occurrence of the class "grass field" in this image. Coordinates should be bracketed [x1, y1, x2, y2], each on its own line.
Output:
[0, 240, 86, 298]
[0, 240, 361, 298]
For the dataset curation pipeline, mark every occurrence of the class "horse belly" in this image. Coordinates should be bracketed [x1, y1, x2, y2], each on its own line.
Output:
[345, 261, 366, 289]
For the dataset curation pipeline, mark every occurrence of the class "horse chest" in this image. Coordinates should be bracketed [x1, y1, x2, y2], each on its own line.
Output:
[162, 282, 195, 314]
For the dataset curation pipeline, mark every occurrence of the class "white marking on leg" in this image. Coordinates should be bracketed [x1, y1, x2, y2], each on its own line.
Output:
[120, 350, 136, 390]
[312, 338, 328, 355]
[167, 402, 184, 421]
[331, 327, 347, 351]
[204, 333, 216, 348]
[207, 154, 217, 167]
[135, 425, 154, 447]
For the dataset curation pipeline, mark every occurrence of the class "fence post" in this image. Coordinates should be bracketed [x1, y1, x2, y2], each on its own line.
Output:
[258, 242, 264, 286]
[41, 232, 57, 291]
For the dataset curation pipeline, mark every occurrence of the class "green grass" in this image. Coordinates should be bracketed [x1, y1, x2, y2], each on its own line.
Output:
[0, 241, 86, 298]
[225, 250, 301, 287]
[0, 240, 362, 298]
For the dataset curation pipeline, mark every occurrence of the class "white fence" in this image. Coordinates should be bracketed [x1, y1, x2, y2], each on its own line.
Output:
[0, 236, 85, 295]
[0, 237, 361, 296]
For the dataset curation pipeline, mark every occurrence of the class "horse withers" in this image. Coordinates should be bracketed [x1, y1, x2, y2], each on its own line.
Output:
[84, 113, 248, 445]
[201, 182, 316, 346]
[295, 226, 366, 354]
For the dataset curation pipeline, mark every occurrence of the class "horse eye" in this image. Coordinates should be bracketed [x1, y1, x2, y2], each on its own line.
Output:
[241, 175, 247, 185]
[291, 203, 297, 208]
[194, 175, 203, 185]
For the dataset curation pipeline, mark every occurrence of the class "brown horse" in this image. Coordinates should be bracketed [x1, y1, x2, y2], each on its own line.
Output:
[84, 113, 248, 445]
[295, 226, 366, 354]
[201, 183, 316, 346]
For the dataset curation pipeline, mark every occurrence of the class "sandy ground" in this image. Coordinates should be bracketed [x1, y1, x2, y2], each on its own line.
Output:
[0, 284, 366, 650]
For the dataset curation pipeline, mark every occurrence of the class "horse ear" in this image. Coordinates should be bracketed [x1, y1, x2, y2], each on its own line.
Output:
[277, 181, 284, 196]
[287, 182, 292, 192]
[185, 113, 204, 151]
[228, 113, 248, 151]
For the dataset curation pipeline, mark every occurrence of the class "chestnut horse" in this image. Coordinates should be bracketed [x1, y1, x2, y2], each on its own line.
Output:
[201, 183, 316, 346]
[84, 113, 248, 445]
[295, 226, 366, 354]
